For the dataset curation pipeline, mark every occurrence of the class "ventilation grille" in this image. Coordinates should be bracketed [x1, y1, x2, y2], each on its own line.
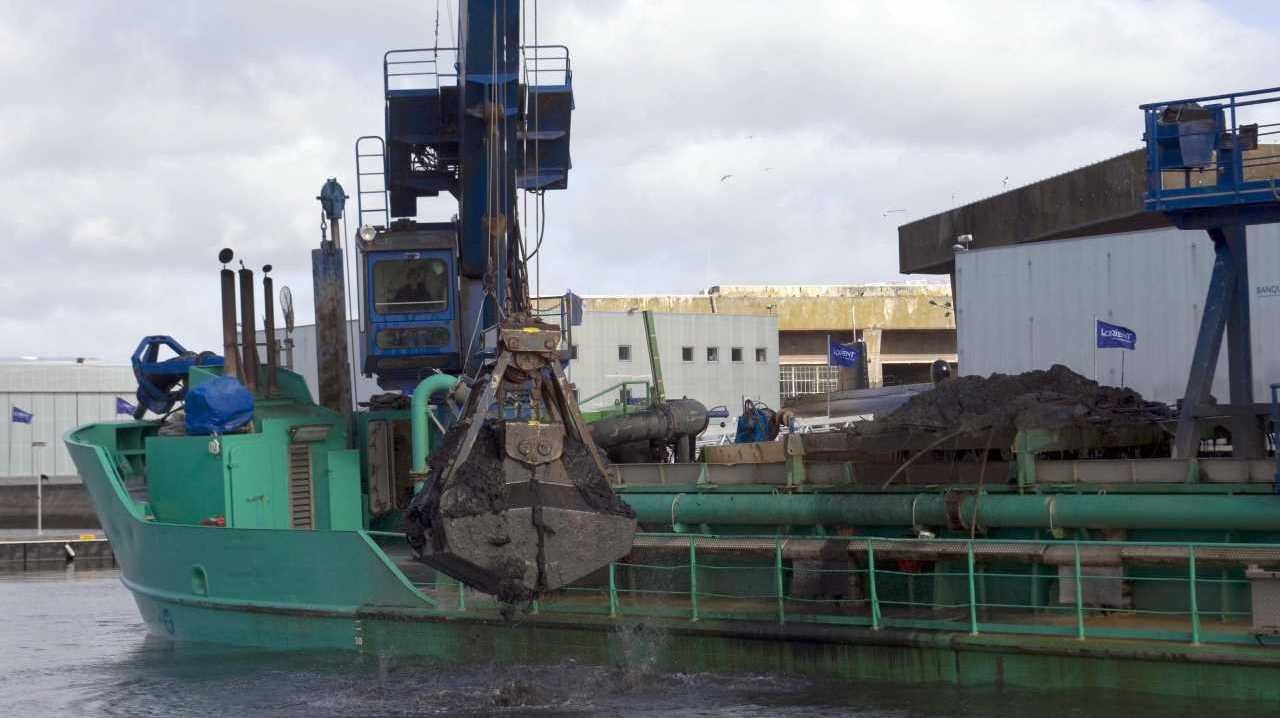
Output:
[287, 443, 314, 529]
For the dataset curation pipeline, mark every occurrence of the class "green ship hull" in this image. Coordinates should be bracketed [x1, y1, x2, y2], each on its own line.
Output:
[65, 412, 1280, 702]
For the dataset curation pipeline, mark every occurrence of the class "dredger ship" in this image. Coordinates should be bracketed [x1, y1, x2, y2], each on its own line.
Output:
[66, 1, 1280, 701]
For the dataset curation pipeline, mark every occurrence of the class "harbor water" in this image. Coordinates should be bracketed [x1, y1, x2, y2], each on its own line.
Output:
[0, 567, 1267, 717]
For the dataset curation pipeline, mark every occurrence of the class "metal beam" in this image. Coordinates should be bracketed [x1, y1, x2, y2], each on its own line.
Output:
[1173, 230, 1235, 457]
[1223, 224, 1262, 458]
[641, 310, 664, 404]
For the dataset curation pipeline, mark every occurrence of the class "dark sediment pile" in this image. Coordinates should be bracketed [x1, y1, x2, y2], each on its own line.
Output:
[863, 364, 1172, 436]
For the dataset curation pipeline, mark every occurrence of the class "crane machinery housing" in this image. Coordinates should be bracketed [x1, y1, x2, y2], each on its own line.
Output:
[314, 0, 636, 601]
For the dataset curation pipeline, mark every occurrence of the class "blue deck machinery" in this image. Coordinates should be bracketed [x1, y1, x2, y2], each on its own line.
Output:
[1141, 86, 1280, 464]
[310, 0, 636, 602]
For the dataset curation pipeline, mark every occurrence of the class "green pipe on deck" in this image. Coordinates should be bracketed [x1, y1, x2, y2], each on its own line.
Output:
[622, 492, 1280, 532]
[624, 493, 946, 527]
[410, 374, 458, 475]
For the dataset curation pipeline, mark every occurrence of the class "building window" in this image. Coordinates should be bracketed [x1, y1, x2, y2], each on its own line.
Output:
[755, 347, 767, 362]
[569, 344, 579, 360]
[779, 364, 839, 398]
[681, 346, 694, 362]
[730, 347, 743, 362]
[618, 345, 631, 361]
[706, 347, 719, 363]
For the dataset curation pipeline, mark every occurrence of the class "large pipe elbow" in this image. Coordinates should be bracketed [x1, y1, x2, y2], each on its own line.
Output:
[411, 373, 459, 475]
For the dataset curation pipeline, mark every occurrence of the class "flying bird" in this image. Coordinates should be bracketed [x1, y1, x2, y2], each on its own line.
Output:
[720, 174, 733, 182]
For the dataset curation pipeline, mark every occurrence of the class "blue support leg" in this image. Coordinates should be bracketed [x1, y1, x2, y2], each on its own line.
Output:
[1173, 228, 1236, 458]
[1270, 384, 1279, 493]
[1223, 225, 1262, 458]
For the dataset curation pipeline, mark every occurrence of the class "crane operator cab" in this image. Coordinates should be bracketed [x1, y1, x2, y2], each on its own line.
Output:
[358, 222, 462, 392]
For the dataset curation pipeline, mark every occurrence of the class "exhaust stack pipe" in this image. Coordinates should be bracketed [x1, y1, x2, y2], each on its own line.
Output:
[262, 265, 279, 396]
[218, 249, 241, 380]
[238, 263, 259, 394]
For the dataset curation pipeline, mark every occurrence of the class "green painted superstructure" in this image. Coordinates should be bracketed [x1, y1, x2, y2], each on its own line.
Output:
[141, 366, 362, 531]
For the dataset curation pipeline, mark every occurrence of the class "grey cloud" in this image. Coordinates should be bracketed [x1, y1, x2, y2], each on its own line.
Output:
[0, 0, 1274, 361]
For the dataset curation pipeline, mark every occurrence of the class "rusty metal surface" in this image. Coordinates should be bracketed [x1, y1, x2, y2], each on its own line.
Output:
[262, 272, 279, 396]
[311, 244, 353, 426]
[237, 266, 259, 394]
[219, 268, 241, 380]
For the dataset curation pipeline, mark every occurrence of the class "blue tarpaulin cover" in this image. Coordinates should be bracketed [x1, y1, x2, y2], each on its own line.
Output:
[185, 376, 254, 435]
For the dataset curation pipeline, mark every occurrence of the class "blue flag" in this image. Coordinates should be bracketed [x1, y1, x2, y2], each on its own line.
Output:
[828, 340, 861, 368]
[116, 397, 137, 416]
[1096, 319, 1136, 350]
[11, 407, 32, 424]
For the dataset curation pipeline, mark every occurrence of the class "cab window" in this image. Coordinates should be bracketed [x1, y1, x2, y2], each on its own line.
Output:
[373, 258, 449, 314]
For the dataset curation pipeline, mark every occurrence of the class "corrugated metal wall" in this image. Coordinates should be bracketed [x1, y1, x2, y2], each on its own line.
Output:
[955, 224, 1280, 404]
[569, 311, 780, 413]
[0, 363, 136, 478]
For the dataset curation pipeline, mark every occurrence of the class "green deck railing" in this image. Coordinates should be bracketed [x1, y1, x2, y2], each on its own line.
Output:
[394, 533, 1276, 648]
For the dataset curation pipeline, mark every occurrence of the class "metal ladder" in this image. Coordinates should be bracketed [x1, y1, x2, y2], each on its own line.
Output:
[354, 135, 389, 229]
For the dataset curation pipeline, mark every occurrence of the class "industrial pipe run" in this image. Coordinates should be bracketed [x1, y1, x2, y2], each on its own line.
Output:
[410, 373, 459, 476]
[621, 492, 1280, 532]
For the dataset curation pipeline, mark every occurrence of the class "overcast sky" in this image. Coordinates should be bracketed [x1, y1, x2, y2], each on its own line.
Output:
[1, 0, 1277, 361]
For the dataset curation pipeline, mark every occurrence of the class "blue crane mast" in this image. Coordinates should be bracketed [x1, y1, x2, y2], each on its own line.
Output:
[309, 0, 634, 603]
[350, 0, 574, 393]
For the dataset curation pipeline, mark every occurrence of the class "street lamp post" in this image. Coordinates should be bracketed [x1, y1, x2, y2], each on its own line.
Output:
[32, 440, 47, 535]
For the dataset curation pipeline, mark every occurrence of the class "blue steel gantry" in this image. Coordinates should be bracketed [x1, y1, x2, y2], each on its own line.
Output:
[1141, 86, 1280, 458]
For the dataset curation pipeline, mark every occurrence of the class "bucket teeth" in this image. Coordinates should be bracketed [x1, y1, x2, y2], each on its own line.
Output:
[406, 316, 636, 604]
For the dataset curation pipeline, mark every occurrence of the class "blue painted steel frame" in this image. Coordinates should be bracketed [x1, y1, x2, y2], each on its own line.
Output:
[458, 0, 520, 329]
[1171, 228, 1245, 456]
[1142, 86, 1280, 224]
[1272, 384, 1280, 492]
[1144, 88, 1279, 458]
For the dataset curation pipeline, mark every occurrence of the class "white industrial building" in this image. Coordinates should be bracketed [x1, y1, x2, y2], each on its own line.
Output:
[955, 223, 1280, 404]
[0, 361, 137, 478]
[566, 311, 780, 414]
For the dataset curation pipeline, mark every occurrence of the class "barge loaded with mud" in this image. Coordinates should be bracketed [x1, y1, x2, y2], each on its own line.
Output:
[65, 0, 1280, 703]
